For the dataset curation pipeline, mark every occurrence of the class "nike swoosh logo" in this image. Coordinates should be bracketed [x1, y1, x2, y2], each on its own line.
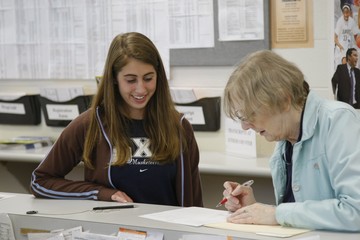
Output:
[139, 169, 148, 173]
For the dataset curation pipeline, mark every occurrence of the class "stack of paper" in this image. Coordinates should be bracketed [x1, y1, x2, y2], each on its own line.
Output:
[0, 136, 53, 150]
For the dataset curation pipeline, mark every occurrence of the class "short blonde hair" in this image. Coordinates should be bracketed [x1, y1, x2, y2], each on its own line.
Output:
[224, 50, 309, 121]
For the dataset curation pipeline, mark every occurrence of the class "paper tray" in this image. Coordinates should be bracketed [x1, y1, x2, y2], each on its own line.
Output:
[176, 97, 221, 131]
[39, 95, 93, 127]
[0, 95, 41, 125]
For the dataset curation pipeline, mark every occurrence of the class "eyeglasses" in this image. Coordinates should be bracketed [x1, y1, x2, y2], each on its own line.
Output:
[234, 109, 252, 123]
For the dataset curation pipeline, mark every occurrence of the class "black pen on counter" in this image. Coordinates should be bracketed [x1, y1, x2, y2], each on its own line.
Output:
[215, 179, 254, 208]
[93, 205, 134, 210]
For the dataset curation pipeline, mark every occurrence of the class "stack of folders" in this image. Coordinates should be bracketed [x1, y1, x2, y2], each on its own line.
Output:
[0, 136, 54, 150]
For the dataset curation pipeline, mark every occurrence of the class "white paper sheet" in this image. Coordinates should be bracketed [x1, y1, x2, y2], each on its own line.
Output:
[169, 0, 214, 49]
[40, 87, 84, 102]
[225, 117, 257, 157]
[218, 0, 264, 41]
[140, 206, 311, 238]
[72, 231, 118, 240]
[27, 233, 65, 240]
[170, 88, 197, 104]
[140, 207, 229, 227]
[0, 213, 16, 240]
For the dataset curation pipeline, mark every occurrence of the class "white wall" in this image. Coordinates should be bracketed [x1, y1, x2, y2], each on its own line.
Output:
[274, 0, 334, 99]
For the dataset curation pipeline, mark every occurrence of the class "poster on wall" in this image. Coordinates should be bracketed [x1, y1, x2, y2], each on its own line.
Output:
[333, 0, 360, 68]
[270, 0, 314, 48]
[332, 0, 360, 109]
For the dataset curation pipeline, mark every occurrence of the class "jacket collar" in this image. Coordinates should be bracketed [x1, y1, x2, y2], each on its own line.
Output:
[300, 91, 320, 143]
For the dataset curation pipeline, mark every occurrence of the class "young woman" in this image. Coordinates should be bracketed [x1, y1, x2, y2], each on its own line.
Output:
[30, 32, 203, 207]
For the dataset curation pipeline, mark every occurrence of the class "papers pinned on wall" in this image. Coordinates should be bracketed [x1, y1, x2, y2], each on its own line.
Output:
[218, 0, 264, 41]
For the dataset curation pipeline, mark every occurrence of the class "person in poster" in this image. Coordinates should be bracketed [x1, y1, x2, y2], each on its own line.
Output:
[334, 3, 358, 68]
[332, 47, 360, 108]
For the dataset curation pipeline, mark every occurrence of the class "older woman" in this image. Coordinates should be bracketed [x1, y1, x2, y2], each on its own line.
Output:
[221, 50, 360, 231]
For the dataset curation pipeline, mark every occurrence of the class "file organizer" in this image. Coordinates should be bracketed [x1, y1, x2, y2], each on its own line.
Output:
[0, 94, 41, 125]
[39, 95, 93, 127]
[175, 97, 221, 131]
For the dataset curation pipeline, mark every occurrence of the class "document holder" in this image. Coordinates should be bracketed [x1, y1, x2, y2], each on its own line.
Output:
[175, 97, 221, 131]
[0, 94, 41, 125]
[39, 95, 93, 127]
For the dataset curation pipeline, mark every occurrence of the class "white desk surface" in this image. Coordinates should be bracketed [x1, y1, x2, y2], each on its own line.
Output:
[0, 147, 271, 176]
[0, 147, 50, 163]
[0, 193, 359, 240]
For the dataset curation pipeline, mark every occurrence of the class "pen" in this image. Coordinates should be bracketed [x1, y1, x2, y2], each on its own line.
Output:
[215, 179, 254, 208]
[93, 205, 134, 210]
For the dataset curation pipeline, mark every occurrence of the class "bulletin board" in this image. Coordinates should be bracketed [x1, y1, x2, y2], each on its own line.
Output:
[0, 0, 270, 80]
[170, 0, 271, 66]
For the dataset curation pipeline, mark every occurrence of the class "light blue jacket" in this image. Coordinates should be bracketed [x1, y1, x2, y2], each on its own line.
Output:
[270, 91, 360, 231]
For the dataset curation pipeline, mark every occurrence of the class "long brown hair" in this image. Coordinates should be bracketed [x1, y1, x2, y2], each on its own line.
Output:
[83, 32, 186, 168]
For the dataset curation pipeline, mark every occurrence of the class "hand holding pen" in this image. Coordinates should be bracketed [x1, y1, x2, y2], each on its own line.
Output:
[216, 180, 255, 209]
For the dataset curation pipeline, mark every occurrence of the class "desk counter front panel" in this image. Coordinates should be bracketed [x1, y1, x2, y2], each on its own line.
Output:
[0, 193, 359, 240]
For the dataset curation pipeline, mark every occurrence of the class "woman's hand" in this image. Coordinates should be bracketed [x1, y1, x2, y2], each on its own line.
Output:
[223, 181, 256, 212]
[227, 203, 278, 225]
[111, 191, 133, 203]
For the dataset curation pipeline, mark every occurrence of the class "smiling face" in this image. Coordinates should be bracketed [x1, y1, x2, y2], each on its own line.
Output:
[116, 58, 157, 119]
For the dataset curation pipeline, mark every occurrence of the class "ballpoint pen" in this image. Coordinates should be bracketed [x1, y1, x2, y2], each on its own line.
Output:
[93, 205, 134, 210]
[215, 179, 254, 208]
